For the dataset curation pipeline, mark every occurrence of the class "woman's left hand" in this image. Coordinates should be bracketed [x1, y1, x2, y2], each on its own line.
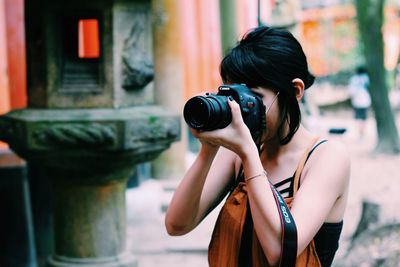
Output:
[191, 98, 256, 157]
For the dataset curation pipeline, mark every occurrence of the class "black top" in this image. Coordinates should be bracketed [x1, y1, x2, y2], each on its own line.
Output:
[237, 140, 343, 267]
[314, 221, 343, 267]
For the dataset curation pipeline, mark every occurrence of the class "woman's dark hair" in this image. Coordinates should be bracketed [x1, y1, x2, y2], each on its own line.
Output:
[220, 26, 315, 145]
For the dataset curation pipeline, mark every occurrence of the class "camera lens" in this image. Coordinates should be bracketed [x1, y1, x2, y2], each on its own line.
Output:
[184, 97, 210, 127]
[183, 95, 232, 131]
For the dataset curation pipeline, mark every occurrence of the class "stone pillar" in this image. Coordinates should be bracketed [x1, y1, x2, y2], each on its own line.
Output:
[28, 164, 54, 267]
[47, 165, 133, 266]
[152, 0, 187, 179]
[0, 150, 37, 267]
[0, 0, 180, 266]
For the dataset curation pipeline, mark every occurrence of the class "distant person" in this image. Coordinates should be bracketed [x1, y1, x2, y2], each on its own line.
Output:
[349, 66, 371, 141]
[166, 26, 350, 267]
[395, 64, 400, 111]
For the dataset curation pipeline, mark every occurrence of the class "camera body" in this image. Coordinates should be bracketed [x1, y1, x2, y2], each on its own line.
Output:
[183, 84, 266, 137]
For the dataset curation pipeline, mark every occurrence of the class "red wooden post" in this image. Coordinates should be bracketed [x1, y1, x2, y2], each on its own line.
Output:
[0, 1, 10, 115]
[236, 0, 258, 37]
[0, 1, 10, 148]
[179, 0, 201, 100]
[4, 0, 27, 110]
[180, 0, 222, 100]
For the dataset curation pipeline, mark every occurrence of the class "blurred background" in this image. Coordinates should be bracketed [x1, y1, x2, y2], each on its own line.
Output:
[0, 0, 399, 266]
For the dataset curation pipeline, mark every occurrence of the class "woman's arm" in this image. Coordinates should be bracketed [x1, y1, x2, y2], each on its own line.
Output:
[241, 140, 350, 266]
[240, 144, 284, 265]
[289, 140, 350, 253]
[165, 145, 237, 236]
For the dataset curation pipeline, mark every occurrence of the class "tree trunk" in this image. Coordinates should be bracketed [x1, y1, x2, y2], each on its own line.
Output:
[355, 0, 400, 153]
[351, 200, 380, 242]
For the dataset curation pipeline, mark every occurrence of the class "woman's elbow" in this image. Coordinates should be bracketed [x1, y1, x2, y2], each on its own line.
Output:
[260, 238, 282, 266]
[164, 217, 191, 236]
[165, 223, 187, 236]
[265, 239, 308, 265]
[266, 247, 281, 267]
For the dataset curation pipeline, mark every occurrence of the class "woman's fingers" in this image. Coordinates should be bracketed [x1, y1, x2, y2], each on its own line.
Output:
[190, 127, 221, 147]
[189, 128, 200, 138]
[228, 98, 244, 125]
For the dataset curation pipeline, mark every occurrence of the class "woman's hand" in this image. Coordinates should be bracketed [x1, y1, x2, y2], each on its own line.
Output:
[191, 98, 256, 158]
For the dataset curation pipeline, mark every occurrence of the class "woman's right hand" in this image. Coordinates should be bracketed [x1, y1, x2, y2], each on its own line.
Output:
[188, 98, 256, 160]
[190, 127, 220, 152]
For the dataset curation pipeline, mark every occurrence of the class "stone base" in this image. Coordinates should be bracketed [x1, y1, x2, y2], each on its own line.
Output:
[0, 150, 38, 267]
[47, 253, 137, 267]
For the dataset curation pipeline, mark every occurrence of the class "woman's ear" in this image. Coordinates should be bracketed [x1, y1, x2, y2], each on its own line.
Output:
[292, 78, 305, 101]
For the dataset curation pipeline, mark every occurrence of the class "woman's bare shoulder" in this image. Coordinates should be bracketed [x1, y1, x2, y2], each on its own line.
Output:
[318, 139, 350, 162]
[303, 138, 350, 183]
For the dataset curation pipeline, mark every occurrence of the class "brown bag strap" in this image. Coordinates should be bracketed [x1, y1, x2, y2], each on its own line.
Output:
[292, 137, 320, 196]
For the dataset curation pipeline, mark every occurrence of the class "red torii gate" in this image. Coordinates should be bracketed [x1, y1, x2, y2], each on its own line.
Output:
[0, 0, 27, 148]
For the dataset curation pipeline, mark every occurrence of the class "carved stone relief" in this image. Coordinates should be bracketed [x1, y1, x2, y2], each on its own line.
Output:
[32, 123, 117, 148]
[121, 19, 154, 90]
[128, 117, 180, 147]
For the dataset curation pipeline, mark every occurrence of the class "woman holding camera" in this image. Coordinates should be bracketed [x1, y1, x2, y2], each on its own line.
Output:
[165, 26, 350, 267]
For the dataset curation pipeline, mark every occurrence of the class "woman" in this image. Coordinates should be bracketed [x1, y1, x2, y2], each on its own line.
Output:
[165, 26, 350, 267]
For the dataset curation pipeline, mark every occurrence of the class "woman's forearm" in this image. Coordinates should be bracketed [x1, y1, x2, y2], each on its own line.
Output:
[240, 145, 283, 265]
[165, 146, 219, 235]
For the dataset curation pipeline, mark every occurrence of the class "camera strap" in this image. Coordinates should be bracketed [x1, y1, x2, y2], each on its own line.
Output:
[270, 183, 297, 267]
[266, 137, 321, 266]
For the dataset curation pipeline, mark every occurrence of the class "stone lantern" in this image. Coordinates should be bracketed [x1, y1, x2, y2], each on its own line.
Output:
[0, 0, 180, 266]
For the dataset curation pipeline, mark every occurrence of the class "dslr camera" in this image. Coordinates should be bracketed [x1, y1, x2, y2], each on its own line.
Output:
[183, 84, 266, 136]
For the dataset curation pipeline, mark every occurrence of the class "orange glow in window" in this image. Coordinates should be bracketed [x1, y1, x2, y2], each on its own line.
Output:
[78, 19, 100, 58]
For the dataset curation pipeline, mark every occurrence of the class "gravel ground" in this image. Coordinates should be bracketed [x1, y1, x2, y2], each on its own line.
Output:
[126, 110, 400, 267]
